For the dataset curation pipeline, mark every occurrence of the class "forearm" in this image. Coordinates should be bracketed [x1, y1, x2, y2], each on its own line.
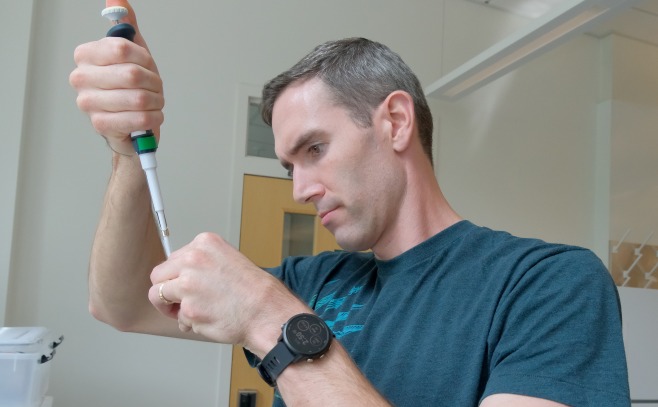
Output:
[89, 152, 165, 331]
[277, 343, 391, 406]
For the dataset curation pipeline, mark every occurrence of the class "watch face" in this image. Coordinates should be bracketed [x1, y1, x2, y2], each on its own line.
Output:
[283, 314, 331, 358]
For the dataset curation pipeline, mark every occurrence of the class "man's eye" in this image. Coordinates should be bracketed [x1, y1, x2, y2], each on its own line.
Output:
[309, 144, 324, 156]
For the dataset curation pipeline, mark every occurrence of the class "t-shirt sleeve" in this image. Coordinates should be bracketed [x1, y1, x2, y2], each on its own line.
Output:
[265, 255, 318, 301]
[481, 248, 630, 406]
[265, 251, 352, 305]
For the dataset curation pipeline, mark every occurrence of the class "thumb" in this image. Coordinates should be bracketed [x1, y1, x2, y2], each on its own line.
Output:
[105, 0, 150, 51]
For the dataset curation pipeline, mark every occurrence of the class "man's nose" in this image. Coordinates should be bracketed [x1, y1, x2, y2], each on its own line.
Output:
[292, 169, 323, 204]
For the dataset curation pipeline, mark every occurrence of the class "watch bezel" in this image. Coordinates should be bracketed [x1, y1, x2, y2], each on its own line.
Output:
[281, 313, 332, 359]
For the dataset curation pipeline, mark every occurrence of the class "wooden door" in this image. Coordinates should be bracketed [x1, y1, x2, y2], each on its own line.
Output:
[228, 174, 341, 407]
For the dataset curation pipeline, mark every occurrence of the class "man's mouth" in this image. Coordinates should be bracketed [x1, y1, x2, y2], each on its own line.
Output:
[318, 208, 336, 226]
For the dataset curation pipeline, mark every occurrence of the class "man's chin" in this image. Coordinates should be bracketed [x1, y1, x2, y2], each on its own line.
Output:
[334, 234, 371, 253]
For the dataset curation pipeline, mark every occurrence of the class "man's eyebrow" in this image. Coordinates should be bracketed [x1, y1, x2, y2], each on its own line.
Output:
[278, 130, 322, 170]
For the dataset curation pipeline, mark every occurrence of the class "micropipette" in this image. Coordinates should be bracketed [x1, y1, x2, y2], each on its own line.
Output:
[102, 6, 173, 258]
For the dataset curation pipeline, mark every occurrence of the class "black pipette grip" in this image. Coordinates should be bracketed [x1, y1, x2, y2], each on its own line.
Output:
[106, 23, 136, 41]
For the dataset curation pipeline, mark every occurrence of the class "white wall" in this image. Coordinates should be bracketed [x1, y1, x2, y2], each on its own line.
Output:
[609, 35, 658, 247]
[0, 1, 34, 327]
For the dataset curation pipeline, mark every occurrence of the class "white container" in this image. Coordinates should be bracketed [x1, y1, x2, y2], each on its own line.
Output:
[0, 327, 62, 407]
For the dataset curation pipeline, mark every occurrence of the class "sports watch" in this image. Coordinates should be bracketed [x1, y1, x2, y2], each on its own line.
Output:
[257, 313, 333, 387]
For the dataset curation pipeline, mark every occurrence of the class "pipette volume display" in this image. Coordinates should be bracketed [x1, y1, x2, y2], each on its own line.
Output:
[102, 6, 173, 258]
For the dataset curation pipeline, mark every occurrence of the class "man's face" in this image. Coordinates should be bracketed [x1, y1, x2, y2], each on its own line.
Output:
[272, 78, 406, 252]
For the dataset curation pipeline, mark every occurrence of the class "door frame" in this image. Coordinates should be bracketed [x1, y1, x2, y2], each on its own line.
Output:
[218, 83, 292, 407]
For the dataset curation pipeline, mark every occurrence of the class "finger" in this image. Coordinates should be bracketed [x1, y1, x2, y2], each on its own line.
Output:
[105, 0, 150, 51]
[71, 62, 162, 93]
[79, 88, 164, 115]
[88, 110, 164, 141]
[73, 38, 157, 72]
[148, 281, 180, 318]
[150, 257, 182, 286]
[178, 321, 192, 333]
[175, 302, 195, 334]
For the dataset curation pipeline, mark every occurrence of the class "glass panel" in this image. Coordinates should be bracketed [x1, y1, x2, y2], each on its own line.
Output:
[282, 213, 315, 257]
[609, 99, 658, 290]
[246, 97, 277, 159]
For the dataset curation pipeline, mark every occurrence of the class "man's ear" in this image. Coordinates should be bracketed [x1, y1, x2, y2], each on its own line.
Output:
[381, 90, 415, 153]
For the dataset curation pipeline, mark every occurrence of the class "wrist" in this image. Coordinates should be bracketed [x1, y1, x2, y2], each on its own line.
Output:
[108, 152, 150, 203]
[103, 135, 136, 157]
[245, 306, 308, 359]
[242, 277, 310, 358]
[255, 313, 333, 387]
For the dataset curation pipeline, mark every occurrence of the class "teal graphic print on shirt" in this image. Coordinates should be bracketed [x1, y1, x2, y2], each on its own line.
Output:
[310, 280, 365, 339]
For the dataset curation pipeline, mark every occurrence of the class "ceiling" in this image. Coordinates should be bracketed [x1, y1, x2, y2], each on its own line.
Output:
[469, 0, 658, 46]
[470, 0, 571, 18]
[587, 1, 658, 46]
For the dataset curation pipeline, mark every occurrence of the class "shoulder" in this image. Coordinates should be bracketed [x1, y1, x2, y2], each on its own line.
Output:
[451, 222, 618, 313]
[460, 222, 607, 279]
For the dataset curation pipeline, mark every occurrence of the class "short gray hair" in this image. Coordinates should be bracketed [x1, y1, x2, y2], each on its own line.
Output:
[261, 37, 433, 163]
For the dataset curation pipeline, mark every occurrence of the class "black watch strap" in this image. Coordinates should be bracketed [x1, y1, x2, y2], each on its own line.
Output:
[257, 340, 298, 387]
[255, 313, 332, 387]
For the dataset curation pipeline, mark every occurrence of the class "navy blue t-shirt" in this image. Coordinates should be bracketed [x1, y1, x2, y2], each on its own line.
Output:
[265, 220, 629, 406]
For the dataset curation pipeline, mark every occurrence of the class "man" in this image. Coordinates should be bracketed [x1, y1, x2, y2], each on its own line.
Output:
[70, 1, 629, 405]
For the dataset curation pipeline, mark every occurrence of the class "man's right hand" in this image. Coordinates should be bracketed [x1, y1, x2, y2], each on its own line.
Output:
[69, 0, 164, 156]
